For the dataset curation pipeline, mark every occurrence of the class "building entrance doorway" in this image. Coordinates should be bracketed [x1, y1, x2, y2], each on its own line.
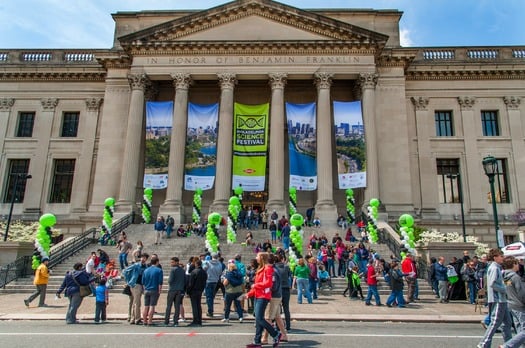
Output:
[242, 191, 268, 213]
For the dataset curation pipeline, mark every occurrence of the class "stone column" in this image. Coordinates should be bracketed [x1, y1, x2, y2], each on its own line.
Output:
[314, 72, 337, 223]
[0, 98, 14, 156]
[266, 73, 287, 216]
[505, 96, 524, 208]
[71, 98, 103, 213]
[411, 97, 440, 218]
[359, 72, 379, 203]
[457, 96, 484, 215]
[24, 98, 58, 215]
[117, 73, 150, 212]
[160, 73, 192, 223]
[210, 73, 237, 216]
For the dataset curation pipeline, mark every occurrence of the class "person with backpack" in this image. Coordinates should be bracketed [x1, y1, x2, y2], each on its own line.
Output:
[221, 259, 244, 323]
[274, 253, 292, 332]
[385, 260, 407, 308]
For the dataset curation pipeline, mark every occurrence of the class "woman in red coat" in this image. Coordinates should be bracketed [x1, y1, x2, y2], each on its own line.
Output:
[244, 252, 282, 348]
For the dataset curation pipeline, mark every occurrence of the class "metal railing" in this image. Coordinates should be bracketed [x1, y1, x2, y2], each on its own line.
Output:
[0, 212, 133, 288]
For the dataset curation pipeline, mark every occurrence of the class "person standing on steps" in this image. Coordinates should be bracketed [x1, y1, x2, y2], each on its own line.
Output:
[154, 216, 165, 245]
[24, 257, 50, 308]
[122, 253, 149, 325]
[56, 262, 92, 324]
[187, 259, 208, 327]
[165, 256, 186, 326]
[142, 256, 163, 326]
[203, 252, 223, 317]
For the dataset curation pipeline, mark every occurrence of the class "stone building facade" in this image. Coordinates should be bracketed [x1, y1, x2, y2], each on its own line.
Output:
[0, 0, 523, 245]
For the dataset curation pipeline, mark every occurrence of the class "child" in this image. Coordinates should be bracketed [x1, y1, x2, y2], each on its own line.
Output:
[351, 266, 364, 300]
[318, 265, 332, 290]
[94, 277, 109, 323]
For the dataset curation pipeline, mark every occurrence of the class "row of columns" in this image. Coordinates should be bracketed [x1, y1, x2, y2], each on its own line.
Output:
[117, 71, 379, 224]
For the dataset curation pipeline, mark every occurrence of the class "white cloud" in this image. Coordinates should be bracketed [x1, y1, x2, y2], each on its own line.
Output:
[399, 28, 414, 47]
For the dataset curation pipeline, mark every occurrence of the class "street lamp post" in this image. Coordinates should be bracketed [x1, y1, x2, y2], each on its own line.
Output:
[3, 173, 31, 242]
[482, 155, 501, 249]
[447, 173, 466, 243]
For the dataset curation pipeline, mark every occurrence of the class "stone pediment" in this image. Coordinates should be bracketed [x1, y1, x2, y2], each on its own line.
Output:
[119, 0, 388, 53]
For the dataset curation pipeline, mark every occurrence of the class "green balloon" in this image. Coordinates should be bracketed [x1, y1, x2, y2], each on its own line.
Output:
[290, 213, 304, 227]
[39, 213, 56, 227]
[104, 197, 115, 206]
[289, 186, 297, 195]
[229, 196, 240, 206]
[234, 186, 243, 195]
[208, 212, 222, 225]
[369, 198, 380, 207]
[195, 188, 203, 195]
[345, 188, 354, 197]
[144, 188, 153, 195]
[399, 214, 414, 228]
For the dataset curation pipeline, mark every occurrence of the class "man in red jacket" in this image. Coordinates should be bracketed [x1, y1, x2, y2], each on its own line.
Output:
[401, 253, 417, 304]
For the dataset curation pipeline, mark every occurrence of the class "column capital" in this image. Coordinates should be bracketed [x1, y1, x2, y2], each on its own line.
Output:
[85, 98, 103, 112]
[0, 98, 14, 111]
[503, 96, 521, 110]
[457, 96, 476, 110]
[314, 72, 334, 89]
[127, 73, 150, 91]
[144, 83, 159, 101]
[268, 73, 288, 89]
[217, 72, 237, 90]
[410, 96, 429, 111]
[41, 98, 58, 111]
[358, 72, 378, 90]
[171, 73, 192, 90]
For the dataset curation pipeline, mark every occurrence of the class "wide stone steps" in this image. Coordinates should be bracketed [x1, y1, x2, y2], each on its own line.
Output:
[3, 222, 433, 295]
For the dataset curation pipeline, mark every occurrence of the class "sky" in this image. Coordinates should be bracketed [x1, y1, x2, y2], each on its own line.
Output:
[0, 0, 523, 49]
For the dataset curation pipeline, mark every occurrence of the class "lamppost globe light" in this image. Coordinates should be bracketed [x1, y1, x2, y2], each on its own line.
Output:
[482, 155, 501, 249]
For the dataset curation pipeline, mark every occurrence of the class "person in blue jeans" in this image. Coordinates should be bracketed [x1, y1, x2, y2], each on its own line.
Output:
[94, 277, 109, 323]
[365, 262, 382, 306]
[307, 256, 318, 300]
[386, 261, 406, 308]
[293, 258, 312, 304]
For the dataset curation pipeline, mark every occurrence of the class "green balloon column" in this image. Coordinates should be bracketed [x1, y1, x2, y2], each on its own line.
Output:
[227, 196, 241, 244]
[206, 212, 222, 253]
[101, 197, 115, 238]
[366, 198, 380, 243]
[32, 213, 56, 270]
[345, 188, 356, 224]
[399, 213, 416, 255]
[289, 186, 297, 216]
[142, 188, 153, 223]
[192, 188, 203, 224]
[287, 213, 304, 271]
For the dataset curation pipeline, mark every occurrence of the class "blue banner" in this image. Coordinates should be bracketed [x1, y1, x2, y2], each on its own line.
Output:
[333, 101, 366, 189]
[144, 101, 173, 189]
[285, 102, 317, 191]
[184, 103, 219, 191]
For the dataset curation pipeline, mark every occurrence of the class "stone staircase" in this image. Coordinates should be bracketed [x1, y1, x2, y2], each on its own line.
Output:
[2, 223, 434, 296]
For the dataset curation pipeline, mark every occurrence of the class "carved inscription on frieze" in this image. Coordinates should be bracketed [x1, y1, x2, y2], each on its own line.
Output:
[141, 55, 370, 66]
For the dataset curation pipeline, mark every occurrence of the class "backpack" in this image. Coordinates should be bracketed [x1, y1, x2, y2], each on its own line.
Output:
[228, 270, 244, 287]
[383, 269, 391, 285]
[271, 266, 281, 294]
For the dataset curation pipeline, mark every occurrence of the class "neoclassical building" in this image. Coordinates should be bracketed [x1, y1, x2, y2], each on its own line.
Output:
[0, 0, 523, 245]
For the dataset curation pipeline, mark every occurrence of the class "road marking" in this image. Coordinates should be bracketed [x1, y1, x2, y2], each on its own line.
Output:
[0, 332, 482, 339]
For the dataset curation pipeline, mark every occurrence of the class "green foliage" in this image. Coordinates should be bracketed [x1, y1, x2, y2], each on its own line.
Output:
[335, 137, 366, 169]
[145, 136, 170, 168]
[0, 220, 61, 242]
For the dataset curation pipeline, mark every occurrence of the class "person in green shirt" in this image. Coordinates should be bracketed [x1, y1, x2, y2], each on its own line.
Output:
[292, 258, 312, 304]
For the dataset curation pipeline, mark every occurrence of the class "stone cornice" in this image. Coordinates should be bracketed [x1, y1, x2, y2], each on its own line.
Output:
[377, 48, 417, 70]
[406, 69, 525, 81]
[0, 71, 106, 82]
[95, 52, 131, 70]
[126, 41, 378, 57]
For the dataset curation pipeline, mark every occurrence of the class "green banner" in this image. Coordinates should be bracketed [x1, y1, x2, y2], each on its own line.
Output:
[232, 102, 269, 191]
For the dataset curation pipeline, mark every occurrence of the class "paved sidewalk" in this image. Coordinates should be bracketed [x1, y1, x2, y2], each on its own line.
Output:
[1, 290, 486, 324]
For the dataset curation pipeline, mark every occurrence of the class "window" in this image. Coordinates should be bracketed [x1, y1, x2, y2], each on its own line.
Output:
[487, 158, 510, 203]
[49, 159, 75, 203]
[16, 112, 35, 137]
[61, 112, 79, 137]
[481, 111, 499, 136]
[436, 158, 460, 203]
[3, 159, 30, 203]
[435, 111, 454, 136]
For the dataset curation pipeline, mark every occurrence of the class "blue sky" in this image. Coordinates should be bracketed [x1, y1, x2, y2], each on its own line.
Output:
[0, 0, 523, 49]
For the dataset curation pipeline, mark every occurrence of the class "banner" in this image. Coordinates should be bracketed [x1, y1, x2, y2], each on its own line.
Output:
[184, 103, 219, 191]
[144, 101, 173, 189]
[232, 102, 269, 191]
[285, 102, 317, 191]
[333, 100, 366, 189]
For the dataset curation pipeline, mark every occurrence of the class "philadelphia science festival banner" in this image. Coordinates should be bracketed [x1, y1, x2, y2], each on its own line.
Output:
[184, 103, 219, 191]
[144, 101, 173, 189]
[232, 102, 269, 191]
[333, 100, 366, 189]
[285, 102, 317, 191]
